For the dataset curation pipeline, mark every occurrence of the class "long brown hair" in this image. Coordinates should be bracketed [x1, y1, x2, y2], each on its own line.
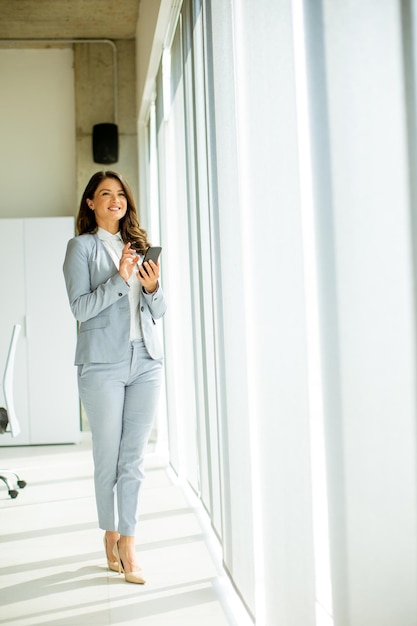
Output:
[76, 170, 151, 254]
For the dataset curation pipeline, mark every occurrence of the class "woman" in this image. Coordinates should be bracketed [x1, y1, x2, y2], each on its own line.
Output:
[63, 170, 166, 584]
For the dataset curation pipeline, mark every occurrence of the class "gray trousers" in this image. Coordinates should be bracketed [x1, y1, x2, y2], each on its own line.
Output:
[78, 339, 163, 536]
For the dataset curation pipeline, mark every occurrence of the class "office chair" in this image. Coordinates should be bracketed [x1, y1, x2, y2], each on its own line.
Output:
[0, 324, 26, 498]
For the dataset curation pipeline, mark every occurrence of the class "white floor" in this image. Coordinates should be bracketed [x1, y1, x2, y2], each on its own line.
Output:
[0, 435, 252, 626]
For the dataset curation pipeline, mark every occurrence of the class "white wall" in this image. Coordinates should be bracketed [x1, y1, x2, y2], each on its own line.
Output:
[135, 0, 174, 122]
[0, 48, 76, 218]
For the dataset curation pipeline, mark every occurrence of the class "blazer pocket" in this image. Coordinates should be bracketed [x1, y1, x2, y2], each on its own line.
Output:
[79, 317, 109, 332]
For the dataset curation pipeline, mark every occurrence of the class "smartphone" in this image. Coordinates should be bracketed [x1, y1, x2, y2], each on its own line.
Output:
[140, 246, 162, 273]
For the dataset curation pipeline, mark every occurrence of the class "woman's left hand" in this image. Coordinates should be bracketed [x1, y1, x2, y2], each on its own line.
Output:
[137, 259, 160, 294]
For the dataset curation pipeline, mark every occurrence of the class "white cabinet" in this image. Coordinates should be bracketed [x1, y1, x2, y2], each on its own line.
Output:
[0, 217, 80, 444]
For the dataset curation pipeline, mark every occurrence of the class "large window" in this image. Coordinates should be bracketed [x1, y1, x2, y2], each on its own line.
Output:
[139, 1, 417, 624]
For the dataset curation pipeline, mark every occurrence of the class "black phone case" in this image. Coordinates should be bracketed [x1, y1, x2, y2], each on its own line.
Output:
[142, 246, 162, 264]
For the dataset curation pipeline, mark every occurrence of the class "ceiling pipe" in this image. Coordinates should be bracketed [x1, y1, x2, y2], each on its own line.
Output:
[0, 38, 118, 124]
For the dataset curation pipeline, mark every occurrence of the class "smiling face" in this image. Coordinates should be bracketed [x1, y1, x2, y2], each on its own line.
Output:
[86, 177, 128, 234]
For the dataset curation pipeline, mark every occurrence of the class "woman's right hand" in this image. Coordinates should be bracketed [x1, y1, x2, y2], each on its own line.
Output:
[119, 243, 138, 282]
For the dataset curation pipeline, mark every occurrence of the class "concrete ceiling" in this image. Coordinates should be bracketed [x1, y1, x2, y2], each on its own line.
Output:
[0, 0, 140, 40]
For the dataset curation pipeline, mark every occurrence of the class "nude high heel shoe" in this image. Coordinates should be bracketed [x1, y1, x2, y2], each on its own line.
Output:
[113, 541, 146, 584]
[103, 534, 120, 573]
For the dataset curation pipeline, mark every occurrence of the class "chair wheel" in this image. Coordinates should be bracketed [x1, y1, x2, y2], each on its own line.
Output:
[9, 490, 18, 499]
[17, 480, 26, 489]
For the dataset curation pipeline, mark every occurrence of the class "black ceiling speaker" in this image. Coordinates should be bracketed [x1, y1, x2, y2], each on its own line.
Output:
[92, 123, 119, 164]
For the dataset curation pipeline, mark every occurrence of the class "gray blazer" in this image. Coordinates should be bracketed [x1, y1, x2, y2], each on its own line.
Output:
[63, 233, 167, 364]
